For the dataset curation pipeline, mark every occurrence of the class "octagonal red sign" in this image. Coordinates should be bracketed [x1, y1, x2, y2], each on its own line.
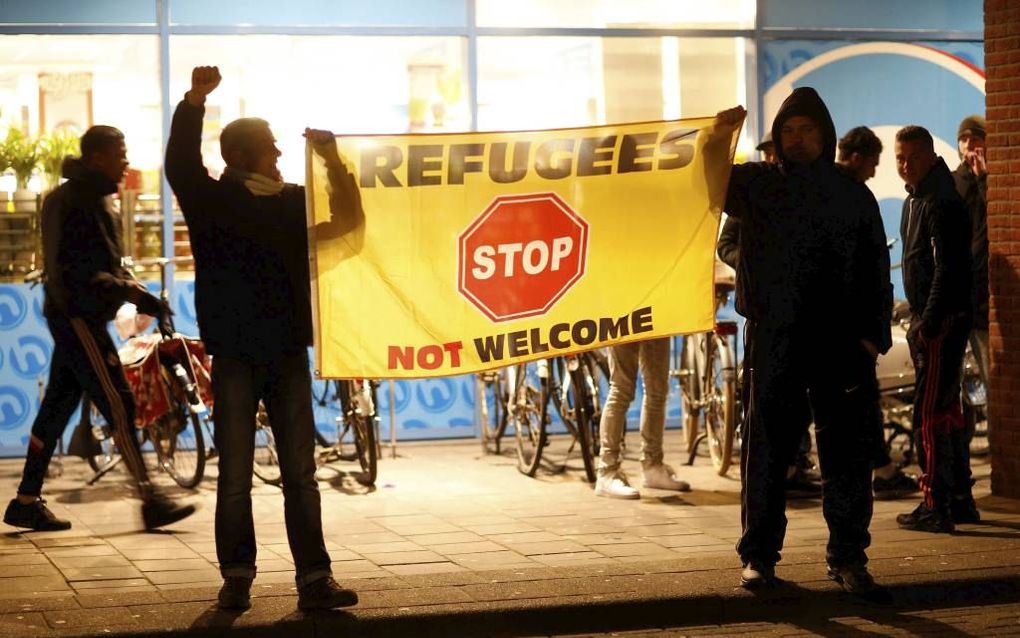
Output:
[458, 192, 589, 322]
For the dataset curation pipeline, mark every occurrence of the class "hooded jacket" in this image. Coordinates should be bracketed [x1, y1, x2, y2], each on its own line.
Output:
[952, 160, 988, 329]
[40, 158, 140, 321]
[723, 87, 893, 353]
[902, 157, 973, 335]
[165, 100, 312, 362]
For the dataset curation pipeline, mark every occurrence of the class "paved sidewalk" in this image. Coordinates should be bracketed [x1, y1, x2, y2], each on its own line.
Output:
[1, 431, 1018, 637]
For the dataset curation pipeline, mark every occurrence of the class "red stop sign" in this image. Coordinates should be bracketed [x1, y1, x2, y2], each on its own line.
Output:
[458, 193, 589, 322]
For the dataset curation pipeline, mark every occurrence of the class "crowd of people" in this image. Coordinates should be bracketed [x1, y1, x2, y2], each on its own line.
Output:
[0, 66, 990, 608]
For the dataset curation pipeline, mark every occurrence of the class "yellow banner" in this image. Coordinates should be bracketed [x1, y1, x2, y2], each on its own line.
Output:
[308, 116, 741, 378]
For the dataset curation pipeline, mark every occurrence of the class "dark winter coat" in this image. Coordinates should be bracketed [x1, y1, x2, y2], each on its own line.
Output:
[723, 87, 893, 353]
[165, 100, 312, 362]
[952, 161, 988, 329]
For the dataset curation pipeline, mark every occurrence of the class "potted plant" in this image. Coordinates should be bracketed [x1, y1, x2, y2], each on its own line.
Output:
[39, 129, 79, 192]
[4, 128, 40, 212]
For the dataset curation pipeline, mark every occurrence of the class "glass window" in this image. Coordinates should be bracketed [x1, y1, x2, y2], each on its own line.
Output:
[760, 0, 982, 32]
[476, 0, 755, 29]
[168, 35, 469, 181]
[170, 0, 467, 28]
[0, 0, 156, 25]
[477, 37, 745, 131]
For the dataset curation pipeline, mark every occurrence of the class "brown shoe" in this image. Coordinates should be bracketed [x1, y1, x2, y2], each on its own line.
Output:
[298, 576, 358, 610]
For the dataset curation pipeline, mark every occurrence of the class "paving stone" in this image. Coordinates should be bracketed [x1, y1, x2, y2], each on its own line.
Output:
[118, 546, 202, 561]
[145, 568, 222, 585]
[43, 606, 139, 629]
[346, 540, 423, 554]
[360, 550, 447, 566]
[0, 563, 62, 578]
[500, 540, 593, 556]
[0, 576, 73, 595]
[0, 552, 48, 566]
[59, 566, 144, 581]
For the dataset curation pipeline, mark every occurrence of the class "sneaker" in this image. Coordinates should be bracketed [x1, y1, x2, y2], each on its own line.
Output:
[3, 498, 71, 531]
[896, 502, 954, 533]
[950, 497, 981, 524]
[873, 470, 920, 500]
[594, 472, 640, 499]
[217, 576, 253, 610]
[642, 464, 691, 492]
[740, 561, 777, 588]
[297, 576, 359, 610]
[142, 495, 196, 531]
[827, 564, 892, 604]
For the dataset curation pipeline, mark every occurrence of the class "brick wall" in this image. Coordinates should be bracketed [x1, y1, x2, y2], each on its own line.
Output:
[985, 0, 1020, 497]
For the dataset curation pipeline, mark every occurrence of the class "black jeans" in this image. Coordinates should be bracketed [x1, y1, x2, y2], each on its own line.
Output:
[19, 314, 152, 498]
[212, 350, 331, 587]
[737, 321, 875, 569]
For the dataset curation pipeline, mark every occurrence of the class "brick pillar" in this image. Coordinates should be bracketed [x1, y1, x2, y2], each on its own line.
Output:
[985, 0, 1020, 497]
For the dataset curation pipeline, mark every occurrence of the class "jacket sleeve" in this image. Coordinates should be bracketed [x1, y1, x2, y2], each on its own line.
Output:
[716, 215, 740, 269]
[165, 100, 290, 246]
[723, 162, 765, 221]
[919, 199, 970, 335]
[854, 191, 893, 353]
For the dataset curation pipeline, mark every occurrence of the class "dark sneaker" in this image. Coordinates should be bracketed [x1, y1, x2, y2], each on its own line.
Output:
[141, 495, 196, 531]
[827, 564, 892, 604]
[740, 561, 778, 589]
[218, 576, 253, 610]
[298, 576, 359, 610]
[873, 470, 920, 500]
[896, 502, 954, 533]
[3, 498, 72, 531]
[950, 497, 981, 524]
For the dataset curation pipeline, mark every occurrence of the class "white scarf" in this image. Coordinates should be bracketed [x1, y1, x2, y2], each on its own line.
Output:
[222, 167, 284, 196]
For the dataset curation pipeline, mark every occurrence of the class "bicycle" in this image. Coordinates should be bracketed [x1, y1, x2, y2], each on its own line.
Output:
[510, 350, 610, 482]
[677, 275, 739, 476]
[80, 257, 212, 489]
[257, 375, 381, 485]
[476, 368, 510, 455]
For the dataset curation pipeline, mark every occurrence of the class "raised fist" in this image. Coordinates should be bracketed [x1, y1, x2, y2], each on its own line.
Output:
[186, 66, 221, 105]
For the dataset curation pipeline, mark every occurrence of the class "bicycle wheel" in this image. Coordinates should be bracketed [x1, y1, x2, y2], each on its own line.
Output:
[478, 369, 509, 454]
[252, 402, 282, 486]
[704, 333, 737, 475]
[571, 358, 598, 483]
[151, 374, 205, 489]
[679, 335, 703, 454]
[511, 362, 545, 476]
[340, 381, 378, 485]
[962, 341, 988, 457]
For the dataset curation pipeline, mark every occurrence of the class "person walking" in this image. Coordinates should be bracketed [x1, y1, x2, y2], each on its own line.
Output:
[3, 126, 196, 532]
[893, 125, 979, 533]
[166, 66, 362, 611]
[716, 88, 892, 599]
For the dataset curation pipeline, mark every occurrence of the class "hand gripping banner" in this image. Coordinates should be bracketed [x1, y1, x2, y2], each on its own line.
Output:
[307, 115, 742, 378]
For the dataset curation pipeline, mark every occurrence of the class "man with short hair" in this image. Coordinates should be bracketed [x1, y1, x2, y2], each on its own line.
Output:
[952, 115, 989, 407]
[716, 88, 892, 599]
[166, 66, 362, 611]
[893, 125, 977, 533]
[3, 126, 195, 532]
[835, 126, 922, 500]
[755, 131, 777, 164]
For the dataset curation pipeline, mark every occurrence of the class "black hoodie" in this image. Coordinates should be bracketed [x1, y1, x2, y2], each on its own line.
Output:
[723, 87, 893, 353]
[40, 158, 140, 321]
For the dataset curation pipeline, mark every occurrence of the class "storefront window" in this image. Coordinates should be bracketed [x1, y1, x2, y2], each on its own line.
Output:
[0, 35, 161, 279]
[477, 37, 746, 131]
[476, 0, 755, 29]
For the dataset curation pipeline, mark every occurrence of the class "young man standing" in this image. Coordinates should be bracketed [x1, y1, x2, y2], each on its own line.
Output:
[166, 66, 361, 611]
[4, 126, 195, 532]
[893, 125, 978, 533]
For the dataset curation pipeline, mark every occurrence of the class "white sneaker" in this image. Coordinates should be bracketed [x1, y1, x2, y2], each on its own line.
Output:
[643, 464, 691, 492]
[594, 472, 640, 499]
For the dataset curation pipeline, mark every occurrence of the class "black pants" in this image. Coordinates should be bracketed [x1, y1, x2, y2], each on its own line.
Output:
[212, 350, 331, 587]
[737, 321, 875, 569]
[908, 315, 972, 512]
[18, 314, 152, 497]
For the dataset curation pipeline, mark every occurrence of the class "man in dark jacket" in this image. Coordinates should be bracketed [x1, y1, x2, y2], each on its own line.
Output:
[952, 115, 989, 414]
[893, 125, 978, 533]
[166, 66, 361, 612]
[3, 126, 195, 532]
[717, 88, 892, 598]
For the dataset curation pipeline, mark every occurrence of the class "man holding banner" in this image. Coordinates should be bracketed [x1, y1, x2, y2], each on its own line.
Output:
[720, 88, 892, 599]
[166, 66, 361, 612]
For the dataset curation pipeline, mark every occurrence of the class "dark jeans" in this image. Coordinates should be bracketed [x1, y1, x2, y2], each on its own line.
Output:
[737, 321, 875, 569]
[212, 351, 331, 587]
[19, 314, 152, 498]
[908, 315, 972, 512]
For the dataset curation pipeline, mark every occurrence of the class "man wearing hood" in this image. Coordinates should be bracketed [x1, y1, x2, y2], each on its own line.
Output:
[719, 88, 892, 597]
[893, 125, 977, 533]
[3, 126, 196, 533]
